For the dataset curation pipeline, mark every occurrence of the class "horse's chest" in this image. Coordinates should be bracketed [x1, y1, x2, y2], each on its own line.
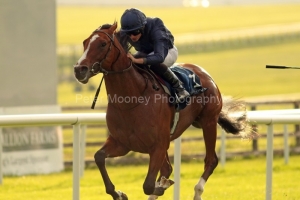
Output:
[106, 105, 157, 132]
[105, 102, 171, 152]
[106, 112, 158, 152]
[108, 124, 157, 153]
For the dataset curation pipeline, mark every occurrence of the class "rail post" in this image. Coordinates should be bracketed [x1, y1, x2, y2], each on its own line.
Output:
[73, 123, 81, 200]
[294, 102, 300, 147]
[173, 136, 181, 200]
[251, 105, 258, 151]
[80, 125, 87, 177]
[283, 125, 289, 164]
[0, 127, 2, 185]
[220, 129, 226, 167]
[0, 108, 3, 185]
[266, 124, 273, 200]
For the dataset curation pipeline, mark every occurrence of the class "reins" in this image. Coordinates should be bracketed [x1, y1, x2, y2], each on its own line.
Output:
[91, 61, 133, 109]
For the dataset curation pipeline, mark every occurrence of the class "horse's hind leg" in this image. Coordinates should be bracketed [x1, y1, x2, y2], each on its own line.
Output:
[194, 119, 218, 200]
[94, 136, 130, 200]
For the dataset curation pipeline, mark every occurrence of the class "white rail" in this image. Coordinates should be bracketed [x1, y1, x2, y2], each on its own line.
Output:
[0, 113, 106, 200]
[0, 110, 300, 200]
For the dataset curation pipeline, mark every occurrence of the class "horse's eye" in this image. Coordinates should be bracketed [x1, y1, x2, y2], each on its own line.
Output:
[101, 42, 106, 47]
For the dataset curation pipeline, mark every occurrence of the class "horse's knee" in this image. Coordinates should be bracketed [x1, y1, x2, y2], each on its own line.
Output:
[143, 182, 155, 195]
[94, 149, 106, 165]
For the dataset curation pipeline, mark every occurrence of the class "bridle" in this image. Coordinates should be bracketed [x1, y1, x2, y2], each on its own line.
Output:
[89, 30, 133, 75]
[86, 29, 137, 109]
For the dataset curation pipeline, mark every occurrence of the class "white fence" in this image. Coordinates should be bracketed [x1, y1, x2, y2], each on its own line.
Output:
[0, 110, 300, 200]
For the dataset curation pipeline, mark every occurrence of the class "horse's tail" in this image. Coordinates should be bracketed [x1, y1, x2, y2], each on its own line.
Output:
[217, 99, 257, 139]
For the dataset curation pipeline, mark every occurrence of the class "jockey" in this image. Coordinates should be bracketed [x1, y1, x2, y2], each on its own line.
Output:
[120, 8, 190, 102]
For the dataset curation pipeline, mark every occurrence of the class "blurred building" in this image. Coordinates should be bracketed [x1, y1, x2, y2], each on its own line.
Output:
[0, 0, 64, 176]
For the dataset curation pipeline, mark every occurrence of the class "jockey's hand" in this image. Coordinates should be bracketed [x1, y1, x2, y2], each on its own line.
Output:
[127, 53, 145, 64]
[127, 53, 135, 61]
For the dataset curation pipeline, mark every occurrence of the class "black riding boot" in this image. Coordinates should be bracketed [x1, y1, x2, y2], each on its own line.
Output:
[162, 68, 190, 102]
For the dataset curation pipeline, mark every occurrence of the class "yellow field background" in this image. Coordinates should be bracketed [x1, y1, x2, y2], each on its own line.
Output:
[57, 4, 300, 106]
[57, 4, 300, 44]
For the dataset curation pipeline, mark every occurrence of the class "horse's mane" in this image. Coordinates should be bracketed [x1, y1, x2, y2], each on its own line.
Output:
[98, 23, 132, 53]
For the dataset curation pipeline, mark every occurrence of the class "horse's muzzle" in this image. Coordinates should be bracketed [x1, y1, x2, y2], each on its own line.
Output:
[74, 65, 89, 83]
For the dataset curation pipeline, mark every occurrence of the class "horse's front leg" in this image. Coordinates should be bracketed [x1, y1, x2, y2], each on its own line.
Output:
[143, 147, 167, 198]
[158, 152, 173, 181]
[148, 152, 174, 200]
[94, 136, 130, 200]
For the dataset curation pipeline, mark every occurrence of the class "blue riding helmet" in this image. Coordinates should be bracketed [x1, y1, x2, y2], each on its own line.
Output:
[120, 8, 147, 32]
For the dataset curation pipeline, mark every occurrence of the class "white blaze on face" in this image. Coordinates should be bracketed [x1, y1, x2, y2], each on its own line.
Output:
[76, 34, 100, 66]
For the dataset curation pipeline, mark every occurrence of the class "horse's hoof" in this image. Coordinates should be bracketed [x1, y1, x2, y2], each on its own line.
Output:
[159, 177, 174, 189]
[121, 193, 128, 200]
[152, 187, 165, 196]
[148, 195, 158, 200]
[152, 176, 175, 196]
[115, 191, 128, 200]
[193, 197, 203, 200]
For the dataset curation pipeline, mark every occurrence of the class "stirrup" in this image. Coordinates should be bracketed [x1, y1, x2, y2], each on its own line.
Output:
[175, 89, 190, 103]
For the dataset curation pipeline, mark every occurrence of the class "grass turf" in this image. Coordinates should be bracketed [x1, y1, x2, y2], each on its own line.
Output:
[1, 155, 299, 200]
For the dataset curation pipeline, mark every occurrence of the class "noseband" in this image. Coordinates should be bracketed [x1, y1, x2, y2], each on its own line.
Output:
[89, 30, 133, 75]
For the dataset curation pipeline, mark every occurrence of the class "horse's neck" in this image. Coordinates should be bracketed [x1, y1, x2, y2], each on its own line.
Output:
[104, 61, 147, 107]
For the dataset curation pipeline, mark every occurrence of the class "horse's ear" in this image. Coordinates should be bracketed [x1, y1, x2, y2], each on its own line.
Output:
[113, 21, 118, 28]
[109, 22, 117, 33]
[82, 38, 88, 48]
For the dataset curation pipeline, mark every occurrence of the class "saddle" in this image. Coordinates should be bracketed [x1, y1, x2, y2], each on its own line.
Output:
[141, 64, 208, 111]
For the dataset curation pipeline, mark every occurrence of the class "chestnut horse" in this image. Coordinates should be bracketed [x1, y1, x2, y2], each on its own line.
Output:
[74, 22, 252, 200]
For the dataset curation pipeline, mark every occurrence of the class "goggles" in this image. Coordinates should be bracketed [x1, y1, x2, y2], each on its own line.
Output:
[126, 29, 141, 36]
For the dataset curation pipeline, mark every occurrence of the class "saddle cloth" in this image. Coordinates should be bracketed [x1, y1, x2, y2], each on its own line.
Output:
[156, 65, 207, 111]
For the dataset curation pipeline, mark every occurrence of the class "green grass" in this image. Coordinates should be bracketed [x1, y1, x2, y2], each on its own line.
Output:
[1, 155, 300, 200]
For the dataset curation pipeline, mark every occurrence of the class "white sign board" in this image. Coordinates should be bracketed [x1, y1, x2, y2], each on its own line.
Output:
[0, 105, 64, 175]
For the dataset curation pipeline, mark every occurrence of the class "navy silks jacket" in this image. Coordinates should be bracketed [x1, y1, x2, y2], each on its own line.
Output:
[128, 17, 174, 65]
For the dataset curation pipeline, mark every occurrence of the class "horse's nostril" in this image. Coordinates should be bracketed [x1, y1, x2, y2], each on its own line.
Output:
[75, 66, 88, 74]
[80, 66, 88, 74]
